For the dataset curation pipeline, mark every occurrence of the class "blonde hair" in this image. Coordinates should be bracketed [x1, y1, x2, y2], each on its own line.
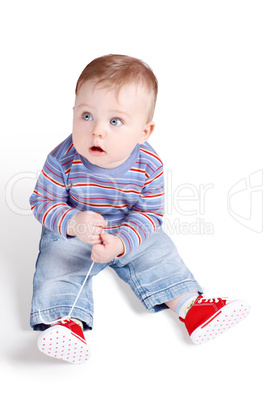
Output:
[75, 54, 158, 120]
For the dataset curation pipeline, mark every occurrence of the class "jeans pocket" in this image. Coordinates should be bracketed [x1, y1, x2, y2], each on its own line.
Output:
[39, 226, 60, 250]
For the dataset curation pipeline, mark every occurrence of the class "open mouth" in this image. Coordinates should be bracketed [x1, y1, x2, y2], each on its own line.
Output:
[89, 145, 105, 155]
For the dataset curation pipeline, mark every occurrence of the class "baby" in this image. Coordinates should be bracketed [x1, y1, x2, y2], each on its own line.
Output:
[30, 54, 250, 364]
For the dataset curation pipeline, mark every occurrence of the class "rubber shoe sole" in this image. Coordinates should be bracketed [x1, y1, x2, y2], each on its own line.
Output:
[37, 324, 90, 364]
[190, 300, 250, 344]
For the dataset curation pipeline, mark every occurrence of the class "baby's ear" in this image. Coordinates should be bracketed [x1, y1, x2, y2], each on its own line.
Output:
[138, 121, 155, 144]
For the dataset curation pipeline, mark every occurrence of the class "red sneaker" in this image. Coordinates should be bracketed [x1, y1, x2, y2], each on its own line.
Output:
[179, 295, 250, 344]
[37, 319, 90, 364]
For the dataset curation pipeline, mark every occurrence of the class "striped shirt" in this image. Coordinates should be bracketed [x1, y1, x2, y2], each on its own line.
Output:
[30, 134, 164, 255]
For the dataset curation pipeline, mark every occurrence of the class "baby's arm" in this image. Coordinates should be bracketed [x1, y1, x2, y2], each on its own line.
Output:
[30, 154, 106, 239]
[116, 166, 164, 255]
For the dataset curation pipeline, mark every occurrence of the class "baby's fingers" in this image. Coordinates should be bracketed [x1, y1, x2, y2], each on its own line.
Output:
[90, 236, 102, 245]
[91, 222, 108, 237]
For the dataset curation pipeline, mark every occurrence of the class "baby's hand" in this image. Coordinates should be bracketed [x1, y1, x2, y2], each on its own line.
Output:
[91, 230, 124, 263]
[67, 211, 106, 244]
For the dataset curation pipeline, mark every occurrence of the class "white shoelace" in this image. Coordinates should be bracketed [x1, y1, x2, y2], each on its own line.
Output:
[198, 297, 220, 303]
[38, 261, 95, 325]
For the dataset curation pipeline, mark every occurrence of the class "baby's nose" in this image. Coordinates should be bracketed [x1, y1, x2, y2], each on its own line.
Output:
[92, 122, 106, 138]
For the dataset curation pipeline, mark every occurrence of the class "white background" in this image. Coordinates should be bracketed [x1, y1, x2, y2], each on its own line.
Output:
[1, 1, 267, 400]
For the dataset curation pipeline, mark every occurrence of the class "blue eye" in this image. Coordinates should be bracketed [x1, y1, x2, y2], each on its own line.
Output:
[82, 112, 93, 121]
[110, 118, 123, 126]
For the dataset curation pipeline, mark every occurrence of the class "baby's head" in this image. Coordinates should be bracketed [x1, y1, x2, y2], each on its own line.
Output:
[72, 55, 158, 169]
[75, 54, 158, 122]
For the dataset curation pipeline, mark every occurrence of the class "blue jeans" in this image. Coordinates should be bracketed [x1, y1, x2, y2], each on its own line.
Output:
[30, 226, 202, 331]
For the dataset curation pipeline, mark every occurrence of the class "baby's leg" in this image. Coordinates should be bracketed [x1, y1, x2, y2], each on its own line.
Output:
[30, 226, 106, 331]
[111, 228, 250, 344]
[165, 292, 199, 318]
[110, 228, 202, 312]
[31, 227, 109, 363]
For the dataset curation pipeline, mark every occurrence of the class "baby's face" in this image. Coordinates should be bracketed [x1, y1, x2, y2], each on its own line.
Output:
[72, 80, 154, 169]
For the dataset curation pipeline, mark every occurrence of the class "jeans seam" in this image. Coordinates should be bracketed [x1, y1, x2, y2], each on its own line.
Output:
[128, 261, 147, 302]
[142, 279, 201, 301]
